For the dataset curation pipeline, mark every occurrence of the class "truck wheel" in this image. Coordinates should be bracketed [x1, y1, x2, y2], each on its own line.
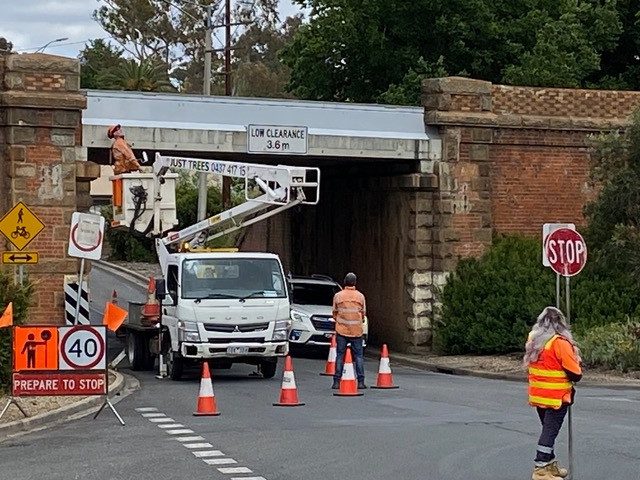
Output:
[167, 350, 183, 381]
[127, 332, 151, 371]
[260, 359, 278, 379]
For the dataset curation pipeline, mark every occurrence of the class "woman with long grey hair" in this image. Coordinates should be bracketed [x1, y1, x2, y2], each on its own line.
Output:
[524, 306, 582, 480]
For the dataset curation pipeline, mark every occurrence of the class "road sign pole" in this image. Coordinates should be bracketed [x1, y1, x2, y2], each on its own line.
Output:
[556, 273, 561, 309]
[18, 265, 23, 286]
[74, 258, 86, 326]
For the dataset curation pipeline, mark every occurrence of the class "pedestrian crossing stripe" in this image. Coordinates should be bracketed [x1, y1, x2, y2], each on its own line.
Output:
[64, 280, 89, 325]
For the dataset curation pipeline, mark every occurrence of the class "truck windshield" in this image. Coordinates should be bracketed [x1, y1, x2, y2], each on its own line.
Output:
[181, 258, 287, 300]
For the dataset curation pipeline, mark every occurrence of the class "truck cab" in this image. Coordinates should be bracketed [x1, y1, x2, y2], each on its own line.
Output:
[161, 250, 290, 380]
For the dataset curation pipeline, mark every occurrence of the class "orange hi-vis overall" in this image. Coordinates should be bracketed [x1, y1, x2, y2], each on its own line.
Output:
[528, 334, 582, 409]
[332, 286, 366, 338]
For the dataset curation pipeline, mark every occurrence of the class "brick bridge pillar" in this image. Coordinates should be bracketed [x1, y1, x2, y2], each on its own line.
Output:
[0, 53, 99, 324]
[421, 76, 640, 350]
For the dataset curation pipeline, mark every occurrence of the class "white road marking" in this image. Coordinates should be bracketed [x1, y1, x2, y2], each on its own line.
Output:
[184, 443, 214, 449]
[203, 458, 237, 465]
[218, 467, 253, 474]
[175, 436, 205, 442]
[158, 424, 184, 429]
[166, 429, 195, 435]
[142, 413, 166, 418]
[149, 417, 175, 423]
[231, 477, 267, 480]
[192, 450, 225, 458]
[135, 407, 158, 412]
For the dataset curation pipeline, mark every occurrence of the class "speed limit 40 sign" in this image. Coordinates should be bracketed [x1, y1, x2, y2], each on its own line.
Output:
[58, 326, 106, 370]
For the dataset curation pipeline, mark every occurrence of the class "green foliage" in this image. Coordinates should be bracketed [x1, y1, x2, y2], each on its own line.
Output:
[0, 270, 33, 391]
[96, 58, 175, 92]
[283, 0, 622, 103]
[434, 236, 555, 355]
[79, 39, 126, 89]
[102, 206, 157, 263]
[576, 320, 640, 372]
[377, 57, 448, 106]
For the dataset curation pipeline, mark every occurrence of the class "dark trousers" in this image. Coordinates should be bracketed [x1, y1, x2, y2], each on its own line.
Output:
[535, 405, 568, 466]
[333, 334, 365, 383]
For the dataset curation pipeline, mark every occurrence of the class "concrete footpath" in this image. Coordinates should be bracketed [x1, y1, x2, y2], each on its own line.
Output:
[0, 369, 134, 441]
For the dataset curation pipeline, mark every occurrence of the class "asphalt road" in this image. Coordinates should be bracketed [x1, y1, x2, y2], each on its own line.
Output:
[2, 265, 639, 480]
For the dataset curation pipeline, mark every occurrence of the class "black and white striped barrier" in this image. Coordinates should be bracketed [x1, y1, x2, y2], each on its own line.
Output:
[64, 279, 90, 325]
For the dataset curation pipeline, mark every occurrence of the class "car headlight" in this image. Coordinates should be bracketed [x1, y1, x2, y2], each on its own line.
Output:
[290, 310, 310, 323]
[272, 319, 291, 341]
[178, 320, 201, 342]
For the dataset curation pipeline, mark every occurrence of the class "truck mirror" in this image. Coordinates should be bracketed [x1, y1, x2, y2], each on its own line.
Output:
[155, 278, 167, 300]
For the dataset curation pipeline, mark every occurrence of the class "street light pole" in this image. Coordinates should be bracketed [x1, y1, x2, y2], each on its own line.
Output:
[34, 37, 69, 53]
[197, 4, 213, 222]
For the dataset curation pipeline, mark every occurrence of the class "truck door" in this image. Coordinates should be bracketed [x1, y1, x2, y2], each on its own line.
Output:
[164, 264, 180, 351]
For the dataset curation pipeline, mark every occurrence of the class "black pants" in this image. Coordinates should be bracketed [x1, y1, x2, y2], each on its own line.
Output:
[535, 405, 568, 466]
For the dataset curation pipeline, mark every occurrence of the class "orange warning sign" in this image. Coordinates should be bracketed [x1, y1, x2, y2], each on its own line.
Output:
[13, 326, 59, 371]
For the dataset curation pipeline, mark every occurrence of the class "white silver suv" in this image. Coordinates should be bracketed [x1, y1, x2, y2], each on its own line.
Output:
[287, 275, 368, 349]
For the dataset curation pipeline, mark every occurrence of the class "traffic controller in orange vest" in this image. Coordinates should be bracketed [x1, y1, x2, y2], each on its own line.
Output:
[333, 347, 363, 397]
[371, 344, 399, 389]
[194, 362, 221, 416]
[273, 356, 305, 407]
[320, 334, 337, 376]
[141, 277, 160, 326]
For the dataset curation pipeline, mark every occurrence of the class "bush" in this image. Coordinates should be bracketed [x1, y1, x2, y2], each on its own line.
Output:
[434, 235, 555, 355]
[576, 320, 640, 372]
[0, 270, 33, 391]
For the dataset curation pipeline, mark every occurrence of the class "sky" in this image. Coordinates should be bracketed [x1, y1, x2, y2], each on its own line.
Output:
[0, 0, 303, 59]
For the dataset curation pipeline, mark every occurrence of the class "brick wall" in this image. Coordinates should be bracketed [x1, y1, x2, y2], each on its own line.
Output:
[0, 53, 99, 324]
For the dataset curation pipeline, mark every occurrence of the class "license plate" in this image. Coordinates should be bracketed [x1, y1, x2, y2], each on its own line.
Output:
[227, 346, 249, 355]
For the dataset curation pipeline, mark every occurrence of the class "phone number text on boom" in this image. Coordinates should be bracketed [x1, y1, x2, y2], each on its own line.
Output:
[168, 158, 247, 177]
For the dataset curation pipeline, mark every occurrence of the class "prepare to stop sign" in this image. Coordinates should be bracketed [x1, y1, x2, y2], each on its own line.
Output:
[59, 326, 106, 370]
[544, 228, 587, 277]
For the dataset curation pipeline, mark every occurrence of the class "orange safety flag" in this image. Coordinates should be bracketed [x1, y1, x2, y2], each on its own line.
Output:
[102, 302, 128, 332]
[0, 302, 12, 328]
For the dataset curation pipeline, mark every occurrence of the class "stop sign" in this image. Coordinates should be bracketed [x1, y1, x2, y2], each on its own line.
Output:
[544, 228, 587, 277]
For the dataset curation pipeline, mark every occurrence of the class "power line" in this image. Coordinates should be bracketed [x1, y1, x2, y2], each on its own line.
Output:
[15, 38, 110, 53]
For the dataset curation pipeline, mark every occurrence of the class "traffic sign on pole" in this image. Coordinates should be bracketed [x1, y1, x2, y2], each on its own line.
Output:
[67, 212, 105, 260]
[544, 228, 587, 277]
[0, 202, 45, 251]
[2, 252, 38, 265]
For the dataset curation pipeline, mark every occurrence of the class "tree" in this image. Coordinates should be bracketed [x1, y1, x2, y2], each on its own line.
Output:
[79, 39, 126, 89]
[282, 0, 621, 103]
[94, 0, 280, 93]
[0, 37, 13, 55]
[97, 58, 175, 92]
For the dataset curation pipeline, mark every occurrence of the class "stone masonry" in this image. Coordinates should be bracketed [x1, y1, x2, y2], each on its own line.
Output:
[0, 53, 100, 324]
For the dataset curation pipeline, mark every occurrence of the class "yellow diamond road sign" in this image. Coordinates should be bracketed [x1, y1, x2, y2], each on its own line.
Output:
[0, 202, 45, 250]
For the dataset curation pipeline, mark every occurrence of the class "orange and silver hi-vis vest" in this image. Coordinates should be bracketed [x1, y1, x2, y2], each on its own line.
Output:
[528, 334, 580, 409]
[332, 287, 366, 338]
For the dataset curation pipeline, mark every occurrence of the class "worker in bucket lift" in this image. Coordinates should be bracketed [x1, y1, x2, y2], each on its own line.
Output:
[107, 124, 141, 175]
[524, 306, 582, 480]
[332, 272, 367, 390]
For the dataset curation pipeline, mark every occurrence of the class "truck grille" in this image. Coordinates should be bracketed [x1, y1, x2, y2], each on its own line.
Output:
[207, 337, 266, 344]
[311, 315, 334, 331]
[203, 322, 269, 333]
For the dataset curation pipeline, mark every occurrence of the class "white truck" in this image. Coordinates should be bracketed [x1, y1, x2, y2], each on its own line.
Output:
[111, 154, 320, 380]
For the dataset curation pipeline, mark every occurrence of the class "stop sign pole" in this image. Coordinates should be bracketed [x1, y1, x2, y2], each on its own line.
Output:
[542, 225, 587, 480]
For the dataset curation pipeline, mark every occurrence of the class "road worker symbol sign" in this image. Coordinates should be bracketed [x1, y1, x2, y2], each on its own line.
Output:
[58, 326, 106, 370]
[0, 202, 45, 250]
[13, 327, 59, 371]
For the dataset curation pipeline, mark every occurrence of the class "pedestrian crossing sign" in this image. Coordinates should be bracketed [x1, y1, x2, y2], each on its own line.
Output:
[0, 202, 45, 251]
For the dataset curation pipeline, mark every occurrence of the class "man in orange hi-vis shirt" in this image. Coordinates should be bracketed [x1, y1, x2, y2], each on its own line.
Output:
[331, 272, 367, 390]
[524, 307, 582, 480]
[107, 124, 141, 175]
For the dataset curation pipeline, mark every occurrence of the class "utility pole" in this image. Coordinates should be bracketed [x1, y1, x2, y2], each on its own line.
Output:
[221, 0, 233, 208]
[197, 4, 213, 222]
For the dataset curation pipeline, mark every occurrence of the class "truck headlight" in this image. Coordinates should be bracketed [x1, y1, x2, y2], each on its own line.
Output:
[272, 319, 291, 341]
[178, 320, 201, 342]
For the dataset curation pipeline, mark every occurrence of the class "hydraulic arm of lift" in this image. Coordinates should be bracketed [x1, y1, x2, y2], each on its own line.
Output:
[149, 153, 320, 253]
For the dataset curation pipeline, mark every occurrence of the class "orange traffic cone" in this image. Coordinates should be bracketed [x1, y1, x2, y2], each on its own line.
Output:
[141, 277, 160, 326]
[371, 344, 399, 389]
[193, 362, 221, 416]
[274, 356, 305, 407]
[333, 347, 363, 397]
[320, 334, 337, 376]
